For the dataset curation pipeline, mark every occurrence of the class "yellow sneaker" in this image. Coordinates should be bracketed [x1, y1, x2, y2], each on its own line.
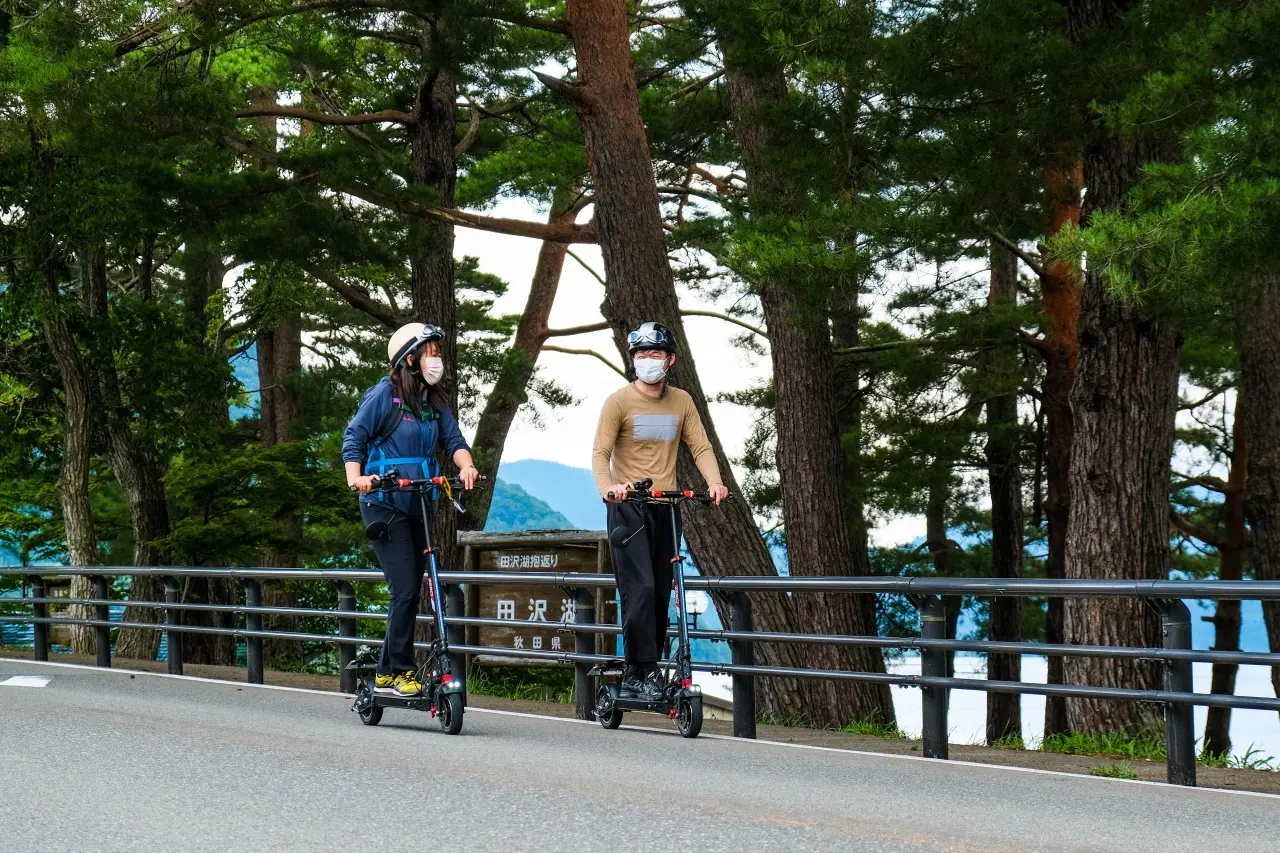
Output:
[393, 671, 423, 697]
[375, 673, 396, 693]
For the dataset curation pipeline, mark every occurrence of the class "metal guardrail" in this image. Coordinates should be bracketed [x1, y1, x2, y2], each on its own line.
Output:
[3, 566, 1280, 788]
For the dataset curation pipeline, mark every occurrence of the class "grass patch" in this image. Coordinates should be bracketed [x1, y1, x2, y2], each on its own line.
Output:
[757, 711, 814, 728]
[1088, 763, 1140, 780]
[990, 733, 1025, 750]
[842, 716, 906, 739]
[467, 666, 574, 704]
[1041, 731, 1166, 762]
[1199, 745, 1277, 771]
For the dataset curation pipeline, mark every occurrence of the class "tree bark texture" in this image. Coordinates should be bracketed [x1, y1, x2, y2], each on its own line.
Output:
[1039, 149, 1084, 737]
[720, 32, 893, 724]
[461, 195, 582, 530]
[1061, 0, 1181, 735]
[985, 241, 1023, 744]
[1202, 392, 1248, 757]
[561, 0, 857, 725]
[1236, 272, 1280, 713]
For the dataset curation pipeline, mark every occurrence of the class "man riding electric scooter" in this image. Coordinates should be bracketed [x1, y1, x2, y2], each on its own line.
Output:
[592, 322, 728, 702]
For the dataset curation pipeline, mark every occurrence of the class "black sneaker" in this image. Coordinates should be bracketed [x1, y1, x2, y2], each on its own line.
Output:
[619, 665, 644, 699]
[640, 665, 665, 702]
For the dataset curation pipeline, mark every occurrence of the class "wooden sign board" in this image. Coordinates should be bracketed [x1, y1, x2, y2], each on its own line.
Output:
[458, 530, 615, 666]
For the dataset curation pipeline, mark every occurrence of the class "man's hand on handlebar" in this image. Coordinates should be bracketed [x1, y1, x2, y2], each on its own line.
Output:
[708, 483, 729, 506]
[349, 475, 380, 494]
[605, 483, 631, 503]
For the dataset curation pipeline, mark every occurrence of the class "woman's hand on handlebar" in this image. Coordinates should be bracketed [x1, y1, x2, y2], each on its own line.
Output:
[458, 465, 480, 490]
[708, 483, 729, 506]
[349, 474, 380, 494]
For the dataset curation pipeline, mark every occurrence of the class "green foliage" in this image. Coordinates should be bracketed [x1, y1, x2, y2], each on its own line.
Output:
[842, 716, 906, 739]
[467, 665, 575, 704]
[1041, 731, 1167, 762]
[1088, 763, 1140, 780]
[485, 480, 574, 532]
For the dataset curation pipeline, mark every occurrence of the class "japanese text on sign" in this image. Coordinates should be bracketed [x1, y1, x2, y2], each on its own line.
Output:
[497, 553, 559, 569]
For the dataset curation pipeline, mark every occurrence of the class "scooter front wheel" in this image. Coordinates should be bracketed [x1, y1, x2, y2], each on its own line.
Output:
[438, 692, 464, 735]
[359, 705, 384, 726]
[676, 696, 702, 739]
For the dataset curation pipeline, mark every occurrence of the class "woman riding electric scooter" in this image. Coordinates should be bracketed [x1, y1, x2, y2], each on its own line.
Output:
[342, 322, 479, 698]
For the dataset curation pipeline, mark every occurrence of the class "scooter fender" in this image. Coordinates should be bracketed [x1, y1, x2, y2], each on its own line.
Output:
[436, 678, 465, 696]
[678, 684, 702, 700]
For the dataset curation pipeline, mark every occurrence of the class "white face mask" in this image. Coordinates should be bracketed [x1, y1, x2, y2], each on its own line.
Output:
[634, 357, 669, 385]
[421, 356, 444, 386]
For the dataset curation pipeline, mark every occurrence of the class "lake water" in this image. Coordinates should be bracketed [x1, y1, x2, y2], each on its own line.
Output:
[693, 656, 1280, 763]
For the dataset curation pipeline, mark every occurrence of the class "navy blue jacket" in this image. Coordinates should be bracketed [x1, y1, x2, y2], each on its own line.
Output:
[342, 377, 470, 515]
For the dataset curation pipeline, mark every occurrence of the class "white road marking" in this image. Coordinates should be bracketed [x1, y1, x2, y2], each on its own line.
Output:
[1, 675, 51, 687]
[3, 657, 1277, 802]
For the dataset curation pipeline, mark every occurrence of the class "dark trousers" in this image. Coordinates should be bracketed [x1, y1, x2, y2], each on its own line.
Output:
[608, 501, 681, 664]
[361, 501, 426, 675]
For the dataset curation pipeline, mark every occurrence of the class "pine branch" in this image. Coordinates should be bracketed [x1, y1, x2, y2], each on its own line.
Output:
[545, 321, 612, 338]
[234, 106, 414, 125]
[566, 249, 606, 284]
[302, 263, 405, 330]
[1168, 507, 1225, 549]
[670, 69, 725, 99]
[541, 345, 626, 378]
[454, 107, 482, 157]
[681, 309, 766, 339]
[980, 224, 1047, 279]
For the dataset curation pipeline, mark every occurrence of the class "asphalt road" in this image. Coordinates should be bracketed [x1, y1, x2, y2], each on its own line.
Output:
[1, 658, 1274, 853]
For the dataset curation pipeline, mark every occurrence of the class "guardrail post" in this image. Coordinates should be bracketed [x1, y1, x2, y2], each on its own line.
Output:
[573, 587, 596, 720]
[164, 576, 183, 676]
[1160, 599, 1196, 786]
[92, 575, 111, 668]
[730, 591, 757, 739]
[446, 584, 467, 702]
[920, 595, 949, 759]
[244, 579, 263, 685]
[31, 576, 49, 661]
[337, 581, 356, 694]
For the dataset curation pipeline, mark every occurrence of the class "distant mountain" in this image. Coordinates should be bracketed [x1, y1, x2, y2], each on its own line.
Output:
[496, 459, 604, 531]
[484, 479, 574, 532]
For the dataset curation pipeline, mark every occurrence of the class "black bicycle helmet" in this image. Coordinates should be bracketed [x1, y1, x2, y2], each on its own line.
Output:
[626, 321, 677, 354]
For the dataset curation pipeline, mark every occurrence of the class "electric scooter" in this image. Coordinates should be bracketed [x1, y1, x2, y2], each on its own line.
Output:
[591, 478, 727, 739]
[349, 472, 483, 735]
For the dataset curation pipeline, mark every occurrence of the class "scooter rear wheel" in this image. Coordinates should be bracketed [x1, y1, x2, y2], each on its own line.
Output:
[676, 696, 702, 739]
[597, 685, 623, 730]
[438, 692, 464, 735]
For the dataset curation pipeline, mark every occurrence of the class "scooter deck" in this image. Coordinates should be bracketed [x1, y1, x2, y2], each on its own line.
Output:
[611, 695, 674, 714]
[368, 690, 434, 711]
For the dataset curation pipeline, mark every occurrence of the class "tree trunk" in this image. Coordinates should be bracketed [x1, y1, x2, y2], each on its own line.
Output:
[720, 44, 893, 724]
[257, 315, 303, 666]
[41, 261, 99, 654]
[1236, 272, 1280, 715]
[985, 241, 1024, 744]
[560, 0, 848, 725]
[80, 248, 171, 661]
[1039, 149, 1083, 737]
[1061, 0, 1181, 735]
[461, 194, 583, 530]
[926, 473, 961, 687]
[1202, 391, 1248, 757]
[406, 40, 460, 657]
[1062, 275, 1180, 734]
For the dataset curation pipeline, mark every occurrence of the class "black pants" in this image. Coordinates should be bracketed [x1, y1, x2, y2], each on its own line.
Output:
[361, 501, 427, 675]
[608, 501, 681, 664]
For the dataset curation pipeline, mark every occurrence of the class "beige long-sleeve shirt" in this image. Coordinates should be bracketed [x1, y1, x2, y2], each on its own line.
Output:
[592, 382, 723, 496]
